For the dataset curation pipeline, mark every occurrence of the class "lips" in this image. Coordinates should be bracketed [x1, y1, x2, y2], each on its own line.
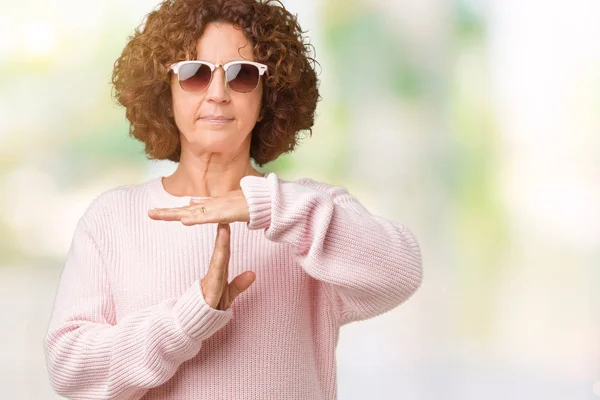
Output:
[200, 115, 234, 120]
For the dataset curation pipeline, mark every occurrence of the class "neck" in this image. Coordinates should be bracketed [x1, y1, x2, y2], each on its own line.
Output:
[162, 149, 263, 198]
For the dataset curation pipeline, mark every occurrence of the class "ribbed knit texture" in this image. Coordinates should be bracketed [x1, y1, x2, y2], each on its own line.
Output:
[43, 172, 422, 400]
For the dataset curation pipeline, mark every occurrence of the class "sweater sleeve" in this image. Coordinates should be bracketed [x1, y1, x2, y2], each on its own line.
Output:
[43, 216, 233, 400]
[240, 173, 423, 325]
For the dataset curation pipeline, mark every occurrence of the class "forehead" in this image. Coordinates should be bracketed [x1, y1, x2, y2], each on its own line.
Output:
[195, 22, 255, 62]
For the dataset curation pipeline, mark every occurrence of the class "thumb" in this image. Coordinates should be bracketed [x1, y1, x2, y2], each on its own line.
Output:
[228, 271, 256, 303]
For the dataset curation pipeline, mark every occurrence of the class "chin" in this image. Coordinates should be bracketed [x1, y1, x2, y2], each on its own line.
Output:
[184, 132, 245, 153]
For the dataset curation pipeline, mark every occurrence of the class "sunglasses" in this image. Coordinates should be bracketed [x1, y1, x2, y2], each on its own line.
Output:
[169, 60, 268, 93]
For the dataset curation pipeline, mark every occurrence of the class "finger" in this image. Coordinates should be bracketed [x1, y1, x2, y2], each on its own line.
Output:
[149, 205, 210, 223]
[214, 223, 230, 254]
[150, 206, 189, 212]
[180, 205, 211, 225]
[148, 209, 185, 221]
[148, 206, 192, 221]
[206, 224, 230, 282]
[190, 197, 209, 204]
[203, 252, 227, 308]
[228, 271, 256, 303]
[205, 225, 229, 308]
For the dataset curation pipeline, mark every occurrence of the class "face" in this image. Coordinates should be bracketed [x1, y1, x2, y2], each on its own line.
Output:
[171, 22, 263, 157]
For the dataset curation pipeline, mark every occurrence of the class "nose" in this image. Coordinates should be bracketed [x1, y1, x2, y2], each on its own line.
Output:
[205, 65, 230, 104]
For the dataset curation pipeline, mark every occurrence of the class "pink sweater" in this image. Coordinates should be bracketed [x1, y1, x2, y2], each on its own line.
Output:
[43, 173, 422, 400]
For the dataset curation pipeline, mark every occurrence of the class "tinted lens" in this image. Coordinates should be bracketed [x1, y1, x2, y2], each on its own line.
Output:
[178, 63, 212, 91]
[226, 63, 260, 93]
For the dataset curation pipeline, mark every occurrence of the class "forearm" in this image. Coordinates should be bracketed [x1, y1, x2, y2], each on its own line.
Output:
[44, 280, 232, 399]
[241, 174, 423, 323]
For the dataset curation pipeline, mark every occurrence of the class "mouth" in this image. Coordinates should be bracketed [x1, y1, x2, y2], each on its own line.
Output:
[199, 116, 235, 124]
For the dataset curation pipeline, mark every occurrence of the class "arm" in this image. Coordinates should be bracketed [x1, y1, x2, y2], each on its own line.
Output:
[240, 173, 422, 325]
[43, 216, 232, 400]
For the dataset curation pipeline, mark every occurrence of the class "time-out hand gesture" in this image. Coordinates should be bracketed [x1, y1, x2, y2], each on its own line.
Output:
[148, 190, 250, 226]
[202, 223, 255, 310]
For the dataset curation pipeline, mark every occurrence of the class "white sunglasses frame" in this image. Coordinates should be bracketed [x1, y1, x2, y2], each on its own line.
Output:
[169, 60, 268, 93]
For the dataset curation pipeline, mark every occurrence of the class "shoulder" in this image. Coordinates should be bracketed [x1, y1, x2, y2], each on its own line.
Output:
[78, 178, 156, 227]
[264, 172, 371, 215]
[242, 172, 347, 198]
[264, 172, 351, 197]
[243, 172, 367, 212]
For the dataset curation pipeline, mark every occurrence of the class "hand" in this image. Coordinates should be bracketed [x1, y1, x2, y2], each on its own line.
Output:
[202, 224, 255, 310]
[148, 190, 250, 226]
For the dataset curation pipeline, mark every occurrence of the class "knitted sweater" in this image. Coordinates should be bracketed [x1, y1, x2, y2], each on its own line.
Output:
[43, 172, 422, 400]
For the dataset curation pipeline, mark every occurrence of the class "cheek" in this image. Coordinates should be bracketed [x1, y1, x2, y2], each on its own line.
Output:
[238, 99, 261, 129]
[171, 89, 198, 127]
[245, 90, 263, 120]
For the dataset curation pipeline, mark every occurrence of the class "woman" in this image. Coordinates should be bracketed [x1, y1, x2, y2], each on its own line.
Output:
[43, 0, 423, 399]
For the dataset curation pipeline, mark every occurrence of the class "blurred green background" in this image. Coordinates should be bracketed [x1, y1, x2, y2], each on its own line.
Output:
[0, 0, 599, 398]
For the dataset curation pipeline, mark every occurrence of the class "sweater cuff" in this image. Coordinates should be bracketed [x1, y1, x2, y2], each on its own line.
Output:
[240, 174, 272, 230]
[173, 279, 233, 341]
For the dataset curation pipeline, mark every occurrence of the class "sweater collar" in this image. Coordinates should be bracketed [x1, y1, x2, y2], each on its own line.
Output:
[147, 177, 197, 208]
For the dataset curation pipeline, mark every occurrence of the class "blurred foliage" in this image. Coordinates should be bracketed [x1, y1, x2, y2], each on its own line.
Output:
[455, 0, 487, 42]
[0, 1, 597, 398]
[448, 1, 509, 340]
[322, 1, 424, 101]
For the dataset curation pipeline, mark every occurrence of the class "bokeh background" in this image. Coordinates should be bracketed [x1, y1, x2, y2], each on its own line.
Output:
[1, 0, 599, 398]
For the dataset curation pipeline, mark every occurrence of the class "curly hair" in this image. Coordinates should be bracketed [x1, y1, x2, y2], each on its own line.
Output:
[111, 0, 320, 166]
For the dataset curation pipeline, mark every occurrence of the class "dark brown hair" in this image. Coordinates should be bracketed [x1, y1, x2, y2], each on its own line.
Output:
[111, 0, 320, 166]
